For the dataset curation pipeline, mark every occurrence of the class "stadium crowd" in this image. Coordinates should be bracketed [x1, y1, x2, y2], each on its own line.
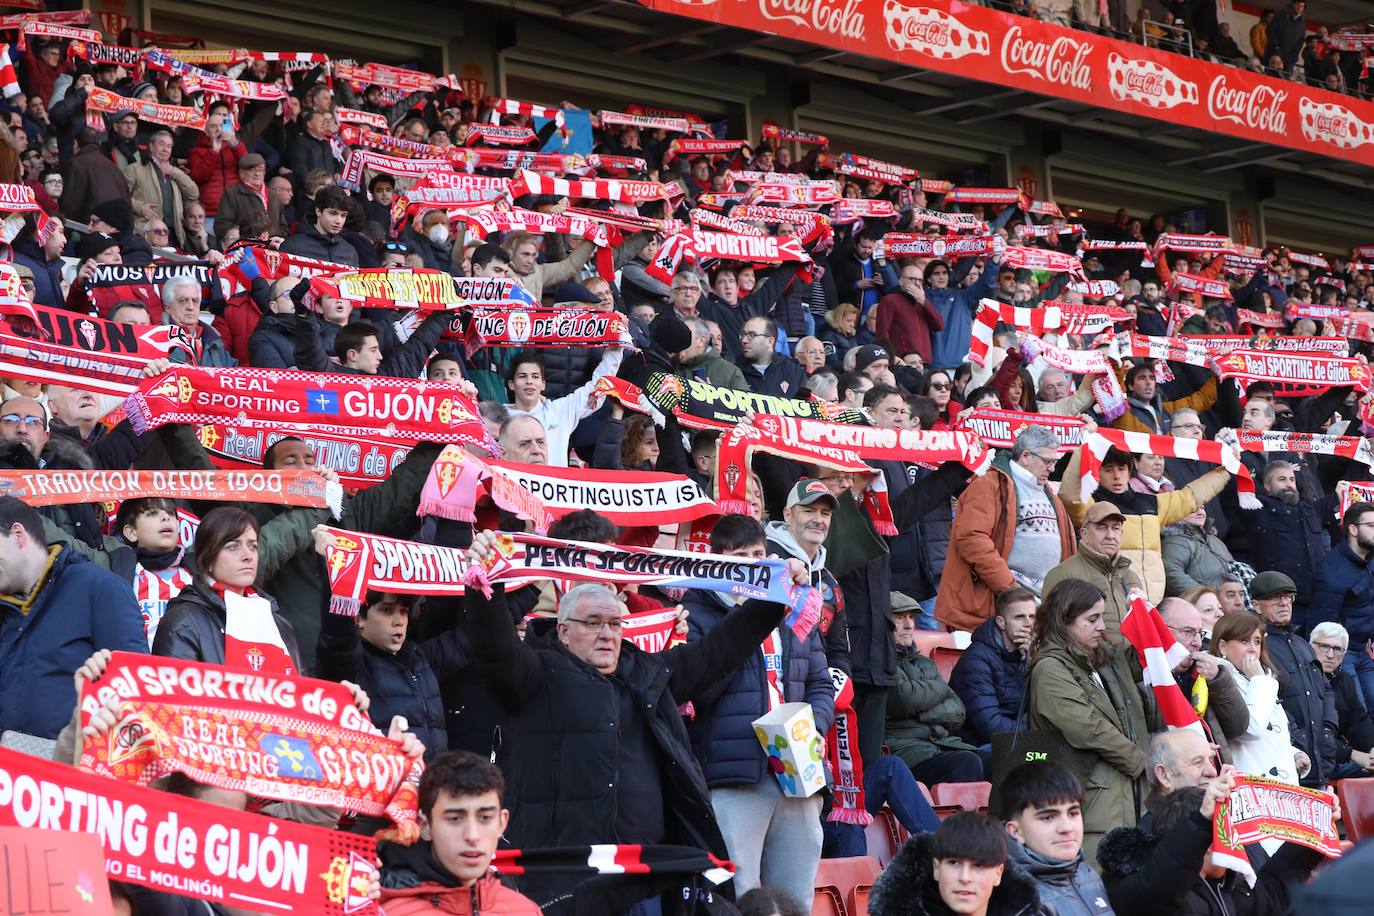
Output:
[2, 3, 1374, 916]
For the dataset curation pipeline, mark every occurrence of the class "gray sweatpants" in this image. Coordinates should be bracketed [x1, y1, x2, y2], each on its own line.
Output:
[710, 777, 824, 909]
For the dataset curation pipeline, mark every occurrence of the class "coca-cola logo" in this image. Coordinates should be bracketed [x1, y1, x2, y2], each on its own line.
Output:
[760, 0, 866, 41]
[1000, 26, 1092, 91]
[883, 0, 988, 58]
[1124, 71, 1163, 97]
[1299, 97, 1374, 149]
[1206, 76, 1288, 135]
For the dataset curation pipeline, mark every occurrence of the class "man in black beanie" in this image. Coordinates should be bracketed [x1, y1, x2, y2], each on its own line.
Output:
[89, 198, 153, 266]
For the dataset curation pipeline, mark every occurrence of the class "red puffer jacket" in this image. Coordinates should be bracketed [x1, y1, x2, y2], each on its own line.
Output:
[188, 136, 247, 215]
[380, 873, 540, 915]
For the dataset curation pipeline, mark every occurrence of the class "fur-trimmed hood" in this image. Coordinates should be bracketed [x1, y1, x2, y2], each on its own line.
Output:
[0, 434, 94, 471]
[868, 833, 1041, 916]
[1095, 826, 1157, 884]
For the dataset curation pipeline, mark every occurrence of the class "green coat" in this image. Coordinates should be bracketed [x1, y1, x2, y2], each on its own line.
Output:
[1028, 637, 1157, 864]
[1041, 545, 1143, 644]
[159, 423, 442, 672]
[885, 644, 977, 768]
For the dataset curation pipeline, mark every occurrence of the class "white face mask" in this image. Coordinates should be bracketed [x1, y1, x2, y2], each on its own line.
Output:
[427, 224, 450, 245]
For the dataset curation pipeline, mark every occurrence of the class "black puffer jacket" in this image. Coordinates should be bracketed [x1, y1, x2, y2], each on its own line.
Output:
[248, 312, 296, 368]
[279, 219, 359, 265]
[151, 579, 304, 671]
[315, 606, 470, 759]
[1265, 622, 1340, 787]
[462, 585, 785, 901]
[540, 345, 601, 400]
[869, 832, 1041, 916]
[1239, 494, 1329, 622]
[1098, 808, 1323, 916]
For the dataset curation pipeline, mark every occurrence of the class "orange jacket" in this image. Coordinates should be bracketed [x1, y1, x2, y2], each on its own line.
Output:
[381, 873, 540, 916]
[935, 460, 1076, 632]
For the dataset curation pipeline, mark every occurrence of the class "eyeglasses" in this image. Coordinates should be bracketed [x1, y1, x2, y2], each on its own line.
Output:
[1312, 642, 1347, 656]
[1168, 625, 1202, 641]
[929, 382, 951, 391]
[0, 413, 44, 429]
[1174, 422, 1202, 431]
[566, 617, 623, 634]
[382, 242, 410, 253]
[740, 330, 769, 340]
[1026, 451, 1058, 467]
[148, 227, 169, 235]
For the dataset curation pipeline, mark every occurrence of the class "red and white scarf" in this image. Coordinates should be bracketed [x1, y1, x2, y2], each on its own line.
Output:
[482, 96, 564, 122]
[947, 187, 1022, 205]
[691, 208, 767, 237]
[338, 148, 454, 190]
[455, 207, 610, 246]
[955, 408, 1085, 453]
[664, 138, 748, 163]
[1236, 309, 1286, 330]
[600, 109, 690, 133]
[968, 299, 1123, 366]
[1171, 273, 1232, 300]
[830, 198, 898, 223]
[462, 308, 627, 354]
[912, 202, 986, 230]
[1120, 598, 1204, 733]
[85, 86, 206, 130]
[760, 122, 827, 146]
[1153, 233, 1232, 256]
[879, 233, 994, 260]
[483, 460, 718, 526]
[126, 366, 493, 450]
[839, 152, 916, 182]
[826, 668, 870, 825]
[1232, 428, 1374, 468]
[464, 122, 537, 147]
[729, 204, 829, 237]
[1286, 301, 1348, 322]
[219, 585, 295, 675]
[133, 562, 193, 647]
[509, 169, 670, 203]
[334, 60, 435, 93]
[999, 246, 1086, 278]
[334, 106, 388, 130]
[1285, 249, 1330, 270]
[1211, 349, 1373, 396]
[1116, 332, 1214, 369]
[1080, 428, 1256, 508]
[0, 43, 17, 99]
[744, 179, 839, 208]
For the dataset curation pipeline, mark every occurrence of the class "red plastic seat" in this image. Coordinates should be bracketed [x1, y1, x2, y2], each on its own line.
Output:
[848, 884, 873, 916]
[1335, 778, 1374, 842]
[864, 814, 898, 866]
[931, 645, 963, 682]
[932, 781, 992, 812]
[811, 886, 847, 916]
[815, 856, 881, 913]
[912, 631, 955, 655]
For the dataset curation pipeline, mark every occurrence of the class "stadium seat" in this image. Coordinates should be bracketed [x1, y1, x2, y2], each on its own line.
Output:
[864, 814, 898, 866]
[912, 632, 955, 655]
[848, 883, 873, 916]
[931, 645, 963, 682]
[811, 886, 846, 916]
[917, 781, 934, 804]
[815, 856, 881, 913]
[932, 781, 992, 812]
[1336, 778, 1374, 842]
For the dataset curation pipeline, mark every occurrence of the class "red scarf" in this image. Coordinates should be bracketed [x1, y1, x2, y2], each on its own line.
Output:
[968, 299, 1125, 366]
[214, 582, 295, 676]
[1120, 598, 1203, 733]
[1081, 428, 1255, 508]
[79, 652, 422, 842]
[1211, 349, 1373, 396]
[508, 168, 671, 203]
[947, 187, 1021, 204]
[826, 669, 869, 824]
[999, 246, 1086, 277]
[955, 408, 1085, 453]
[127, 366, 493, 450]
[1233, 428, 1374, 467]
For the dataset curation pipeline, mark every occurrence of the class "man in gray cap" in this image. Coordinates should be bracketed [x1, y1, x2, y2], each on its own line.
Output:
[216, 152, 285, 240]
[1042, 500, 1145, 642]
[1253, 570, 1339, 787]
[766, 479, 848, 675]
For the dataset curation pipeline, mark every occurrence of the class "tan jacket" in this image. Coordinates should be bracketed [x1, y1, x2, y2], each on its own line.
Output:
[125, 156, 199, 243]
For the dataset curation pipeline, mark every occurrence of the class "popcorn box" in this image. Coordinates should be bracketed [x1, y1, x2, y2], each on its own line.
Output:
[752, 702, 826, 798]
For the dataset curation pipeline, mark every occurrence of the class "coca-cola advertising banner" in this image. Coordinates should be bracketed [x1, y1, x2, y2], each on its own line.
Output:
[637, 0, 1374, 167]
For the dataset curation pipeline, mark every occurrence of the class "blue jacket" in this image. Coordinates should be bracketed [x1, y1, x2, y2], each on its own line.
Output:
[682, 588, 834, 788]
[0, 546, 146, 738]
[948, 617, 1027, 745]
[1310, 541, 1374, 645]
[927, 263, 997, 371]
[11, 239, 62, 310]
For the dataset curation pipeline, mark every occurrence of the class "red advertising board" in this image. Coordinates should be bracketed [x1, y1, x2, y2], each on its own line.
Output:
[637, 0, 1374, 168]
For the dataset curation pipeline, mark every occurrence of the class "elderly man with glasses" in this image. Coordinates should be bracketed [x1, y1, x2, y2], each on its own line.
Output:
[1308, 620, 1374, 778]
[1158, 596, 1249, 765]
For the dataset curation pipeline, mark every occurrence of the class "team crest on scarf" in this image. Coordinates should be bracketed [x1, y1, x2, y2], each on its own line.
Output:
[245, 645, 265, 671]
[724, 462, 742, 494]
[321, 852, 378, 913]
[506, 310, 532, 343]
[430, 448, 464, 498]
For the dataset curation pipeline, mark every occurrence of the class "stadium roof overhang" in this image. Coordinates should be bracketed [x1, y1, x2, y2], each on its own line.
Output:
[467, 0, 1374, 191]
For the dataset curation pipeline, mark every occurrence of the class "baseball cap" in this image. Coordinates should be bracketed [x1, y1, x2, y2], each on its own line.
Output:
[1084, 501, 1126, 525]
[786, 478, 838, 509]
[1249, 571, 1297, 599]
[853, 344, 890, 373]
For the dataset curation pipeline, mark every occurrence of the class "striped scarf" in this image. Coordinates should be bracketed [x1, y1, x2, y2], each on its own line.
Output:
[1080, 428, 1255, 508]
